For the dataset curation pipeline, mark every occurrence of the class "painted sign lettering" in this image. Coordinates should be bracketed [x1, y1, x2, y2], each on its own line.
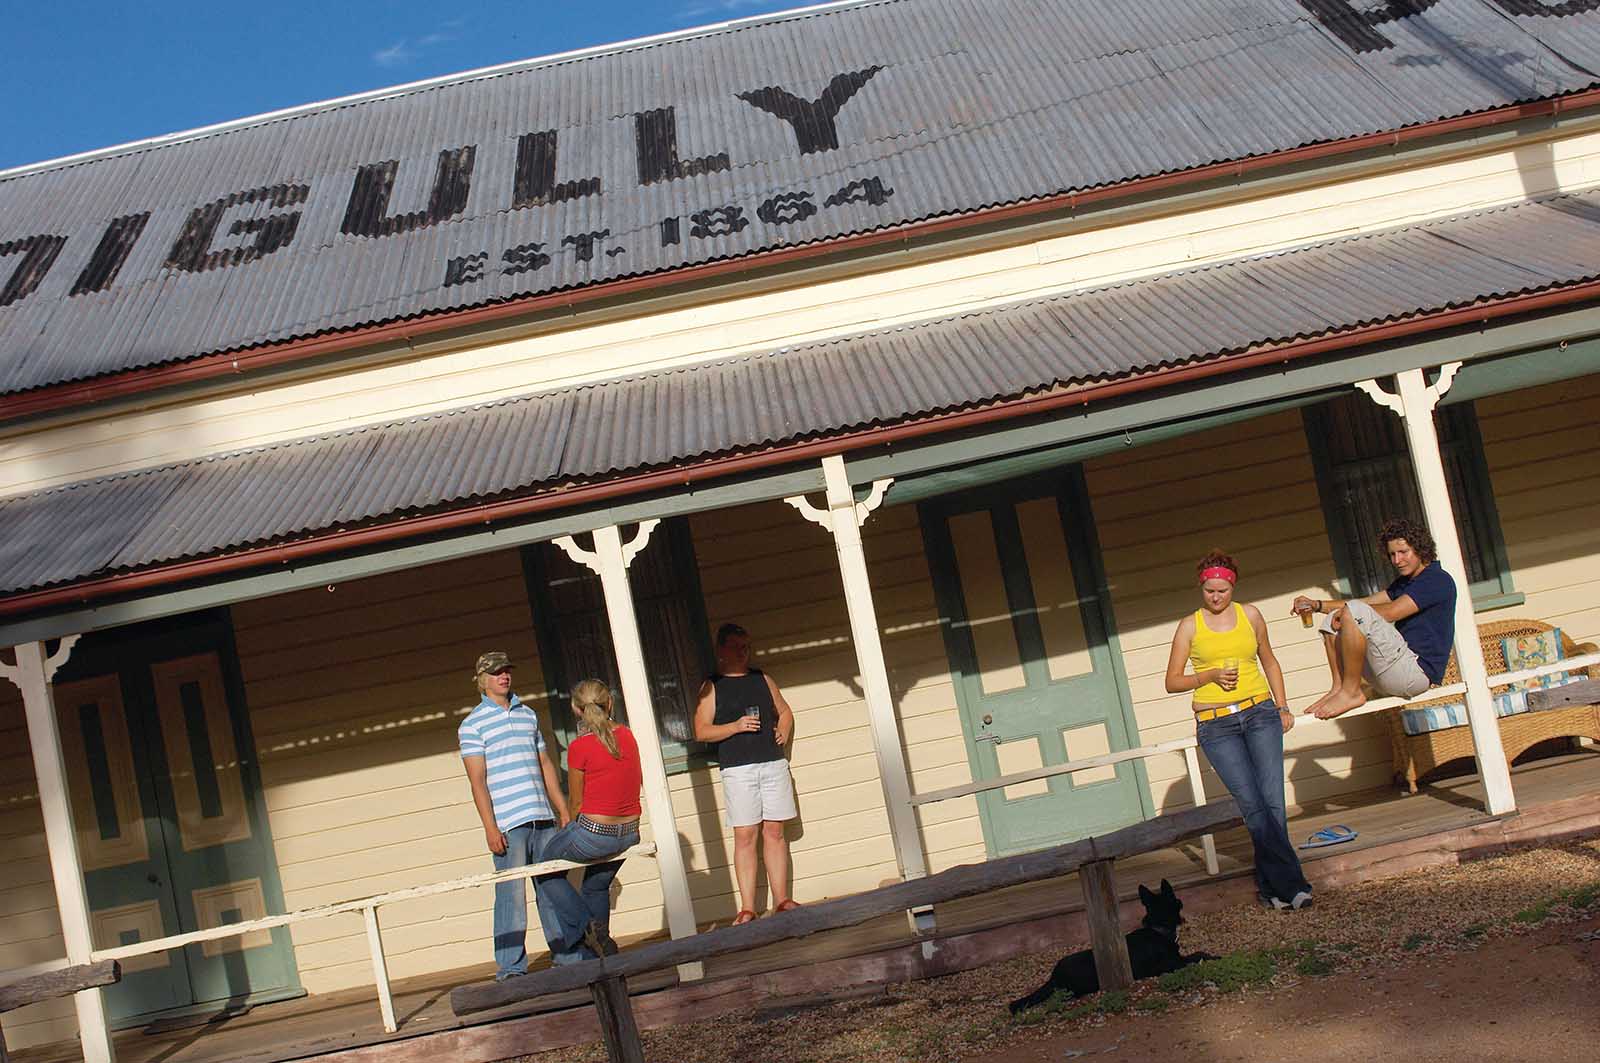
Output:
[0, 67, 889, 308]
[71, 213, 150, 295]
[442, 173, 895, 288]
[167, 184, 310, 273]
[737, 67, 882, 154]
[1297, 0, 1600, 53]
[341, 148, 476, 238]
[0, 234, 67, 307]
[513, 131, 600, 208]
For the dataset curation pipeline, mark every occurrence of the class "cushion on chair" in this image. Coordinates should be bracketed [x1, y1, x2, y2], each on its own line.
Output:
[1398, 672, 1588, 735]
[1500, 628, 1568, 691]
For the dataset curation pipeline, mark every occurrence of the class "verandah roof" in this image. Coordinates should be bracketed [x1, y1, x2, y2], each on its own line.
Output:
[2, 0, 1599, 400]
[2, 187, 1598, 599]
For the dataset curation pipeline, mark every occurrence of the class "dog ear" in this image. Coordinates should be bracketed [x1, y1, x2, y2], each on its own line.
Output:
[1138, 883, 1156, 904]
[1160, 878, 1175, 897]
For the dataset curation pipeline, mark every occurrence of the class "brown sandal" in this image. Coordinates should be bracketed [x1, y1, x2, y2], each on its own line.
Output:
[731, 909, 758, 925]
[773, 898, 801, 913]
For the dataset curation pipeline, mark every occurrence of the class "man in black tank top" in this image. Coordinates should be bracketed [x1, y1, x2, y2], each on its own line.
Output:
[693, 623, 799, 925]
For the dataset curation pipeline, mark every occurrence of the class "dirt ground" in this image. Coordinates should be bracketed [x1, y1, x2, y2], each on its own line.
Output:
[526, 840, 1600, 1063]
[964, 913, 1600, 1063]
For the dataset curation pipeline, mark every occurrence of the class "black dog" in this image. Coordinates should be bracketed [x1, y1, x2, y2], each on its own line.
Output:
[1009, 878, 1214, 1013]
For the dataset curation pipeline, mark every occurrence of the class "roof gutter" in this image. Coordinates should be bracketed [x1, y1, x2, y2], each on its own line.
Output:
[5, 276, 1599, 621]
[5, 87, 1600, 424]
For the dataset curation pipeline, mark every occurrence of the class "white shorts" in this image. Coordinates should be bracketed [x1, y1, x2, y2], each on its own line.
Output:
[720, 759, 797, 828]
[1319, 600, 1432, 699]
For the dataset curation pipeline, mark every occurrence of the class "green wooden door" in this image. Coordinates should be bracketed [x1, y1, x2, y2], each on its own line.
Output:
[921, 469, 1150, 856]
[52, 615, 301, 1024]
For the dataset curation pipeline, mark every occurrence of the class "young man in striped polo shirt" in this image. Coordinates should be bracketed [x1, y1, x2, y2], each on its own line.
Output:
[459, 651, 577, 978]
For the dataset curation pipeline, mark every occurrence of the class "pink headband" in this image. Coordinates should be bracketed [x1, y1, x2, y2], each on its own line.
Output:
[1199, 566, 1237, 585]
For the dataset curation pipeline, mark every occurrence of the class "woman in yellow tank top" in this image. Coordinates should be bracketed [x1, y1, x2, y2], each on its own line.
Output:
[1165, 549, 1312, 911]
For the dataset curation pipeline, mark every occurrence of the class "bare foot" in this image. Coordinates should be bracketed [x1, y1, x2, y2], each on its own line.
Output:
[1304, 690, 1338, 717]
[1312, 690, 1367, 719]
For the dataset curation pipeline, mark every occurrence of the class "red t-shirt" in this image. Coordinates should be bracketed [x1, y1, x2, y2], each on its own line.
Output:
[569, 725, 643, 817]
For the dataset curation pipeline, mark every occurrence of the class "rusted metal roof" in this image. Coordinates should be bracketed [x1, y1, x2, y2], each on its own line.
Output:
[3, 187, 1598, 596]
[2, 0, 1599, 398]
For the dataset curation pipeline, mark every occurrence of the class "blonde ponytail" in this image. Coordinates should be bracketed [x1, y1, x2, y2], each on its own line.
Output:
[572, 679, 620, 759]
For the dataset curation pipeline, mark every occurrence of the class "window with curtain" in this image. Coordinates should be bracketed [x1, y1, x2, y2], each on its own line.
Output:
[1303, 391, 1520, 606]
[522, 518, 714, 770]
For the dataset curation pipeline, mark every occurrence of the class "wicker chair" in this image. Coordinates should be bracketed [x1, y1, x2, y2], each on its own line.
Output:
[1387, 618, 1600, 793]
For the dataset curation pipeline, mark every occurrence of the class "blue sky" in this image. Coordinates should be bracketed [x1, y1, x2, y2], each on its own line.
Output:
[1, 0, 813, 171]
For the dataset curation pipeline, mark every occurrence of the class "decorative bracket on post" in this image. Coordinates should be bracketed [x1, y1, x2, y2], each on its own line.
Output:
[552, 519, 660, 574]
[1356, 361, 1461, 417]
[0, 634, 81, 692]
[785, 470, 893, 532]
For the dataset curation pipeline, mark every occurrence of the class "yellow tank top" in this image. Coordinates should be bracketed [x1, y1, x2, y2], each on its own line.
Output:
[1190, 603, 1270, 704]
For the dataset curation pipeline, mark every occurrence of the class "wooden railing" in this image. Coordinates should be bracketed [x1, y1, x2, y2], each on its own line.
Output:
[910, 734, 1223, 876]
[0, 961, 119, 1062]
[2, 844, 656, 1036]
[451, 800, 1242, 1063]
[1309, 650, 1600, 720]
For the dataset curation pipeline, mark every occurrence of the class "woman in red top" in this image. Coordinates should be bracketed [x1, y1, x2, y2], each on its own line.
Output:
[538, 679, 642, 960]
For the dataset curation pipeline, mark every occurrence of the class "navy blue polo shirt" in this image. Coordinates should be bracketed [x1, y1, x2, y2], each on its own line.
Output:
[1387, 563, 1457, 684]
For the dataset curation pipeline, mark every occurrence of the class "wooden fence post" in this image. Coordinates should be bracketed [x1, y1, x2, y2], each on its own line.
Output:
[1079, 859, 1133, 992]
[589, 973, 644, 1063]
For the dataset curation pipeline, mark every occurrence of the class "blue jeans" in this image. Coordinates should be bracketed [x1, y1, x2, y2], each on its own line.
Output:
[1196, 700, 1310, 904]
[537, 817, 639, 960]
[492, 820, 584, 978]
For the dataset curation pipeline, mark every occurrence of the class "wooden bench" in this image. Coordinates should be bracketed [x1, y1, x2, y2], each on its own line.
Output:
[1387, 618, 1600, 793]
[451, 800, 1241, 1063]
[0, 960, 119, 1062]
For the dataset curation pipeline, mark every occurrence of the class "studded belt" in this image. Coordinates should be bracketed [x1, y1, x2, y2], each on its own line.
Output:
[1194, 694, 1270, 722]
[577, 815, 638, 836]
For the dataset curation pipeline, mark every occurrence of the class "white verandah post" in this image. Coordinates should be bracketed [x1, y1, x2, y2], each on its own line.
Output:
[787, 455, 932, 929]
[2, 638, 116, 1063]
[1358, 365, 1515, 815]
[553, 523, 703, 980]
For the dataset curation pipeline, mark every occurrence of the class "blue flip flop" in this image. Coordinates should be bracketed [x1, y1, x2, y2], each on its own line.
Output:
[1300, 825, 1357, 849]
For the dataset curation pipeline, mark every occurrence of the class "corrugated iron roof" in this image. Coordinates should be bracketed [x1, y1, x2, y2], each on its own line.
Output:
[2, 0, 1599, 397]
[3, 186, 1598, 596]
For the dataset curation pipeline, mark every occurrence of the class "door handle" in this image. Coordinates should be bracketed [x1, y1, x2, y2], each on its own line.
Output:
[147, 873, 161, 886]
[975, 732, 1002, 744]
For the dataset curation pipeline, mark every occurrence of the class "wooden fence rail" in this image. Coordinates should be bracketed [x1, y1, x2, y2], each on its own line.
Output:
[452, 799, 1241, 1061]
[0, 960, 119, 1063]
[1527, 677, 1600, 713]
[1, 845, 656, 1037]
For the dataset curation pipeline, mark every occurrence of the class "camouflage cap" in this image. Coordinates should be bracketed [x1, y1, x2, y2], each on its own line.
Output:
[474, 651, 513, 677]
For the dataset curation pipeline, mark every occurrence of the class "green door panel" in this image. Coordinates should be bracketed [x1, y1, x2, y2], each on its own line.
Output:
[921, 468, 1151, 856]
[51, 613, 301, 1025]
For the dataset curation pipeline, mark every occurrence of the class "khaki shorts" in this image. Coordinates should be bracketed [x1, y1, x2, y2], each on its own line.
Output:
[720, 759, 798, 827]
[1319, 600, 1432, 699]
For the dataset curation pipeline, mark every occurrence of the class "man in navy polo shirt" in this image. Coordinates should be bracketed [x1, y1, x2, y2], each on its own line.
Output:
[459, 651, 578, 978]
[1293, 518, 1457, 720]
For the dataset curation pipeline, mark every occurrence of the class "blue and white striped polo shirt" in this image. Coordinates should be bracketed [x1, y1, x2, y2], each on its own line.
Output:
[458, 694, 554, 832]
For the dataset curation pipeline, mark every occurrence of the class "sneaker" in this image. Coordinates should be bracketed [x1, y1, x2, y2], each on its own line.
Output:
[1260, 895, 1291, 911]
[582, 922, 620, 957]
[1290, 890, 1314, 911]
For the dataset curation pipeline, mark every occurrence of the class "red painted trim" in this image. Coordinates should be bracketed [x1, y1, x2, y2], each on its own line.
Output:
[5, 276, 1599, 620]
[4, 87, 1600, 423]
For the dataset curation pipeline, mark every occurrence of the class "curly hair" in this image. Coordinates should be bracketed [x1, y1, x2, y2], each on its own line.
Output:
[1195, 549, 1239, 583]
[1377, 518, 1436, 564]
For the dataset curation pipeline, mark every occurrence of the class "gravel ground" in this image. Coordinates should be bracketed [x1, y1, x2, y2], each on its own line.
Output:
[521, 839, 1600, 1063]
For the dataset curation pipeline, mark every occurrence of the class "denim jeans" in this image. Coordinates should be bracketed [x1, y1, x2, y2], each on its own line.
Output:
[537, 817, 639, 962]
[1196, 700, 1310, 904]
[492, 819, 583, 979]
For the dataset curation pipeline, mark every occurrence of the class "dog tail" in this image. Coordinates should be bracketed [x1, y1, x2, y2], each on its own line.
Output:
[1008, 981, 1055, 1014]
